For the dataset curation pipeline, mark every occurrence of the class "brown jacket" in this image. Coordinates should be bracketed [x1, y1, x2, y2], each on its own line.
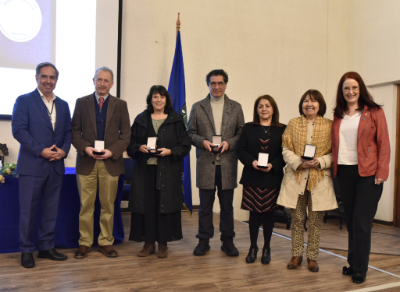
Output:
[71, 93, 131, 176]
[332, 106, 390, 180]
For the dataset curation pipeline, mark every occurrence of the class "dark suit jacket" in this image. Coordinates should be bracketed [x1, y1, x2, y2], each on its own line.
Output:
[237, 122, 286, 189]
[12, 89, 71, 176]
[71, 93, 131, 176]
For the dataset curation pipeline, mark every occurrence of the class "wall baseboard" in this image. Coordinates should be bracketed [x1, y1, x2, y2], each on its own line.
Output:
[373, 219, 394, 226]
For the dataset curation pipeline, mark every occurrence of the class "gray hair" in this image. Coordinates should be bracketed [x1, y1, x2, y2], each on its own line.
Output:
[36, 62, 59, 78]
[94, 66, 114, 81]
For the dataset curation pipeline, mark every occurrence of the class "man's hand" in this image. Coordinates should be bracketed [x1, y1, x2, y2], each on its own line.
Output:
[156, 148, 172, 157]
[50, 145, 66, 161]
[93, 149, 113, 160]
[203, 140, 214, 153]
[301, 158, 320, 169]
[218, 141, 229, 154]
[375, 178, 384, 185]
[85, 146, 96, 158]
[41, 145, 56, 160]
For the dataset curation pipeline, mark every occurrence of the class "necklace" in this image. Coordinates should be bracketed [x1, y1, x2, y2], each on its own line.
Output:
[261, 125, 271, 134]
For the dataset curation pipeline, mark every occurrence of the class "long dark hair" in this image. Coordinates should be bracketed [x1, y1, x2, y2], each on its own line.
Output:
[252, 95, 283, 127]
[333, 71, 381, 118]
[146, 85, 173, 113]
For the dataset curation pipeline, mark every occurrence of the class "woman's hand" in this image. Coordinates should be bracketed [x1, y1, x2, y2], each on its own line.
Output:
[252, 160, 273, 172]
[139, 145, 150, 153]
[375, 178, 384, 185]
[156, 148, 172, 157]
[259, 163, 273, 173]
[252, 160, 260, 170]
[301, 158, 320, 169]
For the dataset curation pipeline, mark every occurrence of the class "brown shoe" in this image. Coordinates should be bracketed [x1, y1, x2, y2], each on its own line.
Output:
[137, 243, 155, 257]
[98, 245, 118, 258]
[307, 258, 319, 272]
[157, 242, 168, 258]
[287, 256, 303, 269]
[74, 245, 91, 259]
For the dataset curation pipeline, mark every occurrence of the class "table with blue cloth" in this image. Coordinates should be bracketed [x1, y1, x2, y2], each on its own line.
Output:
[0, 167, 124, 254]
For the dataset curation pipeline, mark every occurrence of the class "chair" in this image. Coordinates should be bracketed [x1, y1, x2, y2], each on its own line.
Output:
[274, 208, 292, 230]
[323, 171, 345, 229]
[121, 158, 134, 212]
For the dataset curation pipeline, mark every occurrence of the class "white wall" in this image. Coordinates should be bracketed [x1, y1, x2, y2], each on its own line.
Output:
[347, 0, 400, 85]
[346, 0, 400, 222]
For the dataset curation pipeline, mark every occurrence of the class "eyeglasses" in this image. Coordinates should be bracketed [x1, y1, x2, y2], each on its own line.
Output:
[343, 87, 359, 93]
[210, 82, 225, 88]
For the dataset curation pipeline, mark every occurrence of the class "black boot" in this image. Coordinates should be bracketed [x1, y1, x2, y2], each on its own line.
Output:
[221, 236, 239, 257]
[245, 247, 258, 263]
[193, 238, 210, 256]
[261, 248, 271, 265]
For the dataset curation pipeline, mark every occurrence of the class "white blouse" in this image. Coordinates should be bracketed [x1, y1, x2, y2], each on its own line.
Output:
[338, 112, 361, 165]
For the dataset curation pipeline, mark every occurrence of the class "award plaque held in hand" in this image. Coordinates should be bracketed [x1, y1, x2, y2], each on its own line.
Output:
[302, 144, 316, 160]
[93, 140, 105, 155]
[257, 152, 269, 169]
[147, 137, 161, 155]
[211, 135, 222, 153]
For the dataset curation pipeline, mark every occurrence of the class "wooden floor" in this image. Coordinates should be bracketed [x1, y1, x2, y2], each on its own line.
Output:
[2, 211, 400, 292]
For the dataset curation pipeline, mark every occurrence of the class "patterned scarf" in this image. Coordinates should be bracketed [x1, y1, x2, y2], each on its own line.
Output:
[282, 115, 332, 191]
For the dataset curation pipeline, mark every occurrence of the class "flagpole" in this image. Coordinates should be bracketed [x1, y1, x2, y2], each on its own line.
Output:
[176, 13, 180, 37]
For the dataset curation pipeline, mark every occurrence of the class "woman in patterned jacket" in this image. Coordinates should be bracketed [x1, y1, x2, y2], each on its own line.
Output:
[237, 95, 286, 264]
[277, 90, 337, 272]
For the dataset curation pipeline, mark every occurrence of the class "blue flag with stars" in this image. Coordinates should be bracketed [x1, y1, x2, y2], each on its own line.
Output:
[168, 31, 192, 214]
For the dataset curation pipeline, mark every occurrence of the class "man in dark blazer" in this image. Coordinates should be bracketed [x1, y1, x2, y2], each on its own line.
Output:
[71, 67, 130, 259]
[12, 62, 72, 268]
[187, 69, 245, 257]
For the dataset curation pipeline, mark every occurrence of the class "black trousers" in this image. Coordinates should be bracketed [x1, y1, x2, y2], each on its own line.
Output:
[197, 166, 235, 239]
[336, 165, 383, 276]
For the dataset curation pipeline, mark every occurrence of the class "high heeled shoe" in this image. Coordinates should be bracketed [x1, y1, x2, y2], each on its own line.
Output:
[245, 247, 258, 263]
[261, 248, 271, 265]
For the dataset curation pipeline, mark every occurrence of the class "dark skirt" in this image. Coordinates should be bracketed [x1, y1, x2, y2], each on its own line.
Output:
[241, 185, 282, 213]
[129, 165, 183, 243]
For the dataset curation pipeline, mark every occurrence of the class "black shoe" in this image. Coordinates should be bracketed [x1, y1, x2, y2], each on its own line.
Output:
[21, 253, 35, 268]
[343, 266, 354, 276]
[352, 272, 366, 284]
[245, 247, 258, 263]
[261, 248, 271, 265]
[221, 236, 239, 257]
[193, 238, 210, 256]
[38, 248, 68, 261]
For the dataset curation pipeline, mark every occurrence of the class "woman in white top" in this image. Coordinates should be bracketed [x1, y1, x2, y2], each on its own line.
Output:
[332, 72, 390, 284]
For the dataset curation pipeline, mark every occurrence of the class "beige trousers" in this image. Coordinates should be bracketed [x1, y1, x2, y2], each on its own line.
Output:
[77, 160, 119, 247]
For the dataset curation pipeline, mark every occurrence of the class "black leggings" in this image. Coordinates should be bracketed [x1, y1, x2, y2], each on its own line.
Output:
[249, 211, 274, 249]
